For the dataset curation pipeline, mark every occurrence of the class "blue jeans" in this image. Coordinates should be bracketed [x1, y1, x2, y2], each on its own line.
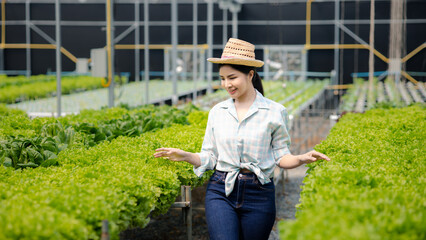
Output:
[205, 170, 276, 240]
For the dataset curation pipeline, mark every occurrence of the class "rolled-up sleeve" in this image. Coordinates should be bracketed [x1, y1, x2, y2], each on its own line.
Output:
[194, 108, 218, 176]
[271, 107, 291, 165]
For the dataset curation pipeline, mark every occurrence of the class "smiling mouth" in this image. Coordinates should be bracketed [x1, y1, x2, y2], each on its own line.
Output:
[228, 89, 237, 95]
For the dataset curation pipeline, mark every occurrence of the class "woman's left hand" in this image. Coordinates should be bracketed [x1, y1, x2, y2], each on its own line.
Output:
[299, 150, 331, 164]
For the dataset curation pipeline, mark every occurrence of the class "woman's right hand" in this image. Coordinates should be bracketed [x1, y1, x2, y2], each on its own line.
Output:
[153, 148, 188, 162]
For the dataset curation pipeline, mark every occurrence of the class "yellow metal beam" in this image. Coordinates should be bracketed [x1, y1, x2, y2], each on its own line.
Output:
[306, 44, 389, 63]
[306, 0, 315, 47]
[401, 43, 426, 63]
[327, 84, 353, 90]
[2, 43, 78, 63]
[60, 47, 78, 63]
[401, 71, 419, 85]
[114, 44, 209, 50]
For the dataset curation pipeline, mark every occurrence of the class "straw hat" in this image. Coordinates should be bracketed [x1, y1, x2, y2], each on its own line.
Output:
[207, 38, 264, 68]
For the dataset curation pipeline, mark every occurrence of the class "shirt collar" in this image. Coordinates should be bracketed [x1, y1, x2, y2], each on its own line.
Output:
[219, 89, 270, 110]
[219, 89, 270, 123]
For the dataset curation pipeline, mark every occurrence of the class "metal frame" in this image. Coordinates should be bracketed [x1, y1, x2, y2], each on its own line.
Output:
[1, 0, 425, 102]
[262, 45, 307, 81]
[304, 0, 426, 86]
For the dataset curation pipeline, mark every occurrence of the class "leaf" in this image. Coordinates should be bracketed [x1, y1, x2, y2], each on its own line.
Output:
[41, 137, 59, 153]
[94, 132, 107, 143]
[43, 150, 58, 160]
[17, 162, 38, 168]
[27, 147, 44, 165]
[2, 157, 12, 167]
[40, 158, 59, 167]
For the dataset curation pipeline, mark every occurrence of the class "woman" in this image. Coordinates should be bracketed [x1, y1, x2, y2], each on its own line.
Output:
[154, 38, 330, 240]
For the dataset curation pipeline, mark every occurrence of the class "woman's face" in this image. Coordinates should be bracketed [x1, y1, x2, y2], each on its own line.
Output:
[219, 65, 254, 100]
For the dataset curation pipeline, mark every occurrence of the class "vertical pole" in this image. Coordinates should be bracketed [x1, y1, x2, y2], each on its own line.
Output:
[144, 0, 149, 105]
[368, 0, 375, 102]
[185, 186, 192, 240]
[164, 49, 169, 81]
[101, 220, 109, 240]
[0, 0, 5, 71]
[26, 0, 31, 78]
[200, 49, 205, 82]
[264, 47, 269, 81]
[135, 1, 140, 82]
[181, 186, 186, 224]
[232, 11, 238, 38]
[207, 0, 213, 93]
[192, 0, 198, 101]
[222, 9, 228, 47]
[171, 0, 178, 105]
[55, 0, 61, 116]
[106, 0, 115, 108]
[354, 0, 360, 76]
[302, 49, 308, 81]
[333, 0, 340, 86]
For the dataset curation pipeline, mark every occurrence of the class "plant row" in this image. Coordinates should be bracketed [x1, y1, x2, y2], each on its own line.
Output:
[0, 123, 210, 240]
[0, 103, 210, 239]
[8, 79, 210, 113]
[0, 104, 195, 169]
[0, 74, 55, 88]
[340, 78, 424, 113]
[0, 75, 126, 104]
[279, 104, 425, 239]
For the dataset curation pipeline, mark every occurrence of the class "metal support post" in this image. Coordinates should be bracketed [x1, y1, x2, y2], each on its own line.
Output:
[223, 9, 228, 47]
[106, 0, 115, 108]
[232, 11, 238, 38]
[101, 220, 109, 240]
[144, 0, 149, 105]
[207, 0, 213, 93]
[302, 49, 308, 81]
[0, 0, 3, 71]
[55, 0, 61, 116]
[192, 0, 198, 102]
[200, 49, 205, 81]
[26, 0, 31, 78]
[334, 0, 340, 86]
[264, 47, 269, 80]
[185, 186, 192, 240]
[164, 49, 169, 81]
[171, 186, 192, 240]
[171, 0, 178, 104]
[135, 1, 140, 82]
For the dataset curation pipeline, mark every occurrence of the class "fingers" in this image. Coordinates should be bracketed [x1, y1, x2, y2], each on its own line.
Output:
[310, 150, 331, 161]
[153, 148, 171, 158]
[155, 147, 172, 152]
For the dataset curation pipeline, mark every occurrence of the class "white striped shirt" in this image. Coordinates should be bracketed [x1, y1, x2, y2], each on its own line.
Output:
[194, 90, 291, 196]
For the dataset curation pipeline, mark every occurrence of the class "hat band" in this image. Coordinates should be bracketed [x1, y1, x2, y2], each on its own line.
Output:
[221, 55, 254, 60]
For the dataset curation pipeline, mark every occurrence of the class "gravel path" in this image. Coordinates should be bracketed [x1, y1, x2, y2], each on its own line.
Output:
[269, 165, 308, 240]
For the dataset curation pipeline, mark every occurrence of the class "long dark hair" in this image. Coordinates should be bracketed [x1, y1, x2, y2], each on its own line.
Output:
[218, 64, 264, 96]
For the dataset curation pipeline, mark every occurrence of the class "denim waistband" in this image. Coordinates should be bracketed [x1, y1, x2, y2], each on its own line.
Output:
[214, 170, 273, 181]
[215, 170, 257, 180]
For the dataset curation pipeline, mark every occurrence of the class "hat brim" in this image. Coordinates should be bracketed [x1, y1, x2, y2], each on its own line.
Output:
[207, 57, 264, 68]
